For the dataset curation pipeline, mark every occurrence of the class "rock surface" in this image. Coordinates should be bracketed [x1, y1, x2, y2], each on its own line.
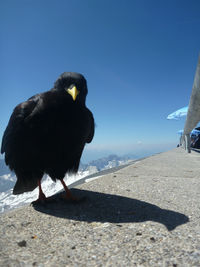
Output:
[0, 148, 200, 266]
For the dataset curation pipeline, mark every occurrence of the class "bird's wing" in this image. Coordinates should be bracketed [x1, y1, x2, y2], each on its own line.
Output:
[86, 110, 95, 143]
[1, 94, 43, 154]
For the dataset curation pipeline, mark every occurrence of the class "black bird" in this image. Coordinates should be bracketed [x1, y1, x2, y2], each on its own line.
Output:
[1, 72, 94, 203]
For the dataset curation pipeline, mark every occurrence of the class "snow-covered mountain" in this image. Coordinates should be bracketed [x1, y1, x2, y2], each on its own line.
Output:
[0, 159, 10, 176]
[0, 155, 135, 214]
[79, 154, 135, 172]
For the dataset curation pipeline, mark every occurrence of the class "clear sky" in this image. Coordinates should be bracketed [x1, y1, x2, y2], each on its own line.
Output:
[1, 0, 200, 162]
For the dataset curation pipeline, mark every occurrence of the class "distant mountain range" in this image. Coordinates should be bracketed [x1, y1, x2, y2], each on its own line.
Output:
[0, 154, 135, 178]
[0, 159, 16, 192]
[0, 154, 136, 213]
[0, 159, 10, 176]
[79, 154, 136, 173]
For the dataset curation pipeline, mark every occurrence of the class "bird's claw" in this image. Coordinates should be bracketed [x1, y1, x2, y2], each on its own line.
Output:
[31, 196, 54, 206]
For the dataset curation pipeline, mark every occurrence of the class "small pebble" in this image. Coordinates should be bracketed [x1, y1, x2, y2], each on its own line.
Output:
[136, 232, 142, 236]
[17, 240, 27, 247]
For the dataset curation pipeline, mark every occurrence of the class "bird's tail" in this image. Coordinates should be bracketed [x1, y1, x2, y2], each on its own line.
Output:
[13, 170, 43, 195]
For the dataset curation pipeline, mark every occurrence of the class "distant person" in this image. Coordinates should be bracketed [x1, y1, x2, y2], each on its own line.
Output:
[190, 134, 197, 148]
[191, 134, 200, 149]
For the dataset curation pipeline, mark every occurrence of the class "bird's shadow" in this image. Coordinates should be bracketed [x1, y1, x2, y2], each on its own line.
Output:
[32, 188, 189, 231]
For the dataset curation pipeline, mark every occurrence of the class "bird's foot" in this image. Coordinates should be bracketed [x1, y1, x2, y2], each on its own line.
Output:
[31, 193, 54, 206]
[60, 179, 86, 203]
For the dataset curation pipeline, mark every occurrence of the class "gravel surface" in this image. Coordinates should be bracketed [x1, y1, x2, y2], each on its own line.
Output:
[0, 148, 200, 266]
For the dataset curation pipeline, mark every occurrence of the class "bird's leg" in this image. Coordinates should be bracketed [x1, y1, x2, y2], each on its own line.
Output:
[60, 179, 79, 202]
[37, 180, 47, 202]
[31, 180, 47, 205]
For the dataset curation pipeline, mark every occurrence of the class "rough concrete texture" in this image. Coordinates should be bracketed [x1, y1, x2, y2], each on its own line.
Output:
[0, 148, 200, 266]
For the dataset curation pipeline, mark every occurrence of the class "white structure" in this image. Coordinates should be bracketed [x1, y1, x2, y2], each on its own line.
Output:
[183, 55, 200, 152]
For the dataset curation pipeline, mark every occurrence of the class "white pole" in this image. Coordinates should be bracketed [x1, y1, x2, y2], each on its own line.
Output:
[183, 55, 200, 152]
[185, 134, 191, 153]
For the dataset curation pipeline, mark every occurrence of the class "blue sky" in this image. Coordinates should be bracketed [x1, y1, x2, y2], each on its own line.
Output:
[1, 0, 200, 162]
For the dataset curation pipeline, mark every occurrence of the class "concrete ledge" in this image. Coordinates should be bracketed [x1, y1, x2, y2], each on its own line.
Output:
[0, 148, 200, 266]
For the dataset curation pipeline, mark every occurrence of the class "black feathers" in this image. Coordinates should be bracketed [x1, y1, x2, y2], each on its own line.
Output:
[1, 72, 95, 196]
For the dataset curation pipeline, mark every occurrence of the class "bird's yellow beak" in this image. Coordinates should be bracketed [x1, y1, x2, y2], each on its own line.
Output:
[67, 86, 79, 101]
